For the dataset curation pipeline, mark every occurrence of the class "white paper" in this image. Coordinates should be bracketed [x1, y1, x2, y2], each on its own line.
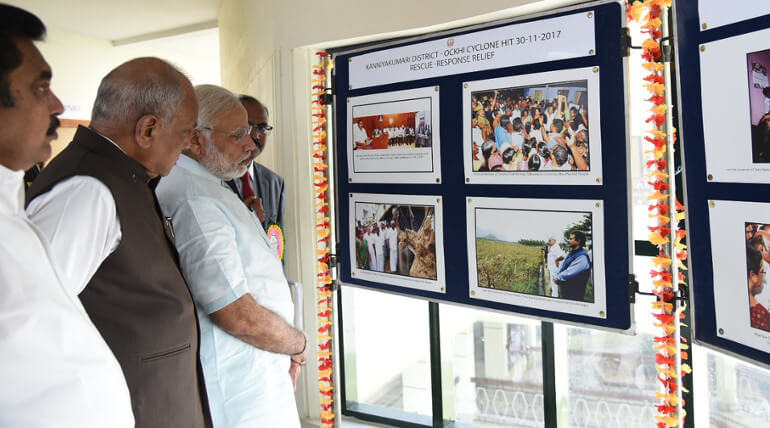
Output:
[462, 67, 603, 185]
[348, 11, 595, 89]
[466, 197, 607, 318]
[347, 87, 441, 184]
[699, 28, 770, 183]
[709, 200, 770, 354]
[699, 0, 770, 31]
[349, 193, 446, 294]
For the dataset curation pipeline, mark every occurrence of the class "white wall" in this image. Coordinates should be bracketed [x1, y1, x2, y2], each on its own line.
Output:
[38, 27, 221, 121]
[217, 0, 593, 424]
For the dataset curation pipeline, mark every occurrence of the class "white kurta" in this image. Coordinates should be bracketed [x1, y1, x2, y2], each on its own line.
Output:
[547, 243, 565, 298]
[388, 227, 398, 272]
[373, 231, 385, 271]
[0, 165, 133, 428]
[367, 231, 378, 270]
[156, 155, 300, 428]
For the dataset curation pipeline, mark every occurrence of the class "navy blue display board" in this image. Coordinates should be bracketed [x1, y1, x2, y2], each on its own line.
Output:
[332, 1, 633, 330]
[674, 3, 770, 366]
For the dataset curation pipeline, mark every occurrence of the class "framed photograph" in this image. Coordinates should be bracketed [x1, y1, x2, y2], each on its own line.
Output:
[710, 201, 770, 353]
[349, 193, 445, 293]
[466, 197, 607, 318]
[700, 28, 770, 182]
[346, 87, 441, 184]
[462, 67, 602, 185]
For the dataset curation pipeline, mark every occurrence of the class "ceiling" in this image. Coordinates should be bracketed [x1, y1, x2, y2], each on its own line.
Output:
[4, 0, 222, 41]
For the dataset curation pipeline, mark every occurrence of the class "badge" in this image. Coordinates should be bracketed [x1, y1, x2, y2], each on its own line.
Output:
[266, 223, 285, 261]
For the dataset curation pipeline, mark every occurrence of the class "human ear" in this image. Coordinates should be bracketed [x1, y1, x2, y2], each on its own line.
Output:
[135, 114, 160, 149]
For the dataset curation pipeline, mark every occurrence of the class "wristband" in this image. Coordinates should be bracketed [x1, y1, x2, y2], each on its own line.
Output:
[292, 333, 307, 356]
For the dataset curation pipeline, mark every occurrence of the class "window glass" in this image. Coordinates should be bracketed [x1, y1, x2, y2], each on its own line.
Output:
[440, 304, 544, 427]
[340, 286, 433, 425]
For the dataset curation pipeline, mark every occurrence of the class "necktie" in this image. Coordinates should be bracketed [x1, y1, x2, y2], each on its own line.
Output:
[240, 172, 255, 200]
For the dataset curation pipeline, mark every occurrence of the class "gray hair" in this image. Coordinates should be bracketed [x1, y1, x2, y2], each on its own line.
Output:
[195, 84, 241, 129]
[91, 57, 188, 126]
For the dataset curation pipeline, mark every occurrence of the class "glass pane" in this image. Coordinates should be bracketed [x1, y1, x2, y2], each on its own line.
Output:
[693, 344, 770, 427]
[340, 286, 432, 425]
[440, 304, 544, 427]
[554, 256, 660, 428]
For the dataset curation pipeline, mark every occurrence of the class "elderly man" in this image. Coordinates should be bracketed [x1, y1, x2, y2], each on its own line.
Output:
[226, 95, 286, 259]
[156, 84, 306, 428]
[0, 5, 133, 426]
[545, 237, 565, 298]
[27, 58, 211, 427]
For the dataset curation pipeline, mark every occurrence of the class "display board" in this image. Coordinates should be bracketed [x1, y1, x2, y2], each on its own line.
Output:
[674, 2, 770, 367]
[333, 0, 633, 330]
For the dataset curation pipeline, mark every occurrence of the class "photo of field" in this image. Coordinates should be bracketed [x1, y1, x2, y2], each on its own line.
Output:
[474, 208, 593, 302]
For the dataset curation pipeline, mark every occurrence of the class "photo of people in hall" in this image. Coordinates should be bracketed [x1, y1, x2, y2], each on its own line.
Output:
[470, 79, 590, 172]
[354, 203, 437, 280]
[474, 208, 593, 302]
[748, 49, 770, 163]
[745, 222, 770, 332]
[352, 109, 432, 151]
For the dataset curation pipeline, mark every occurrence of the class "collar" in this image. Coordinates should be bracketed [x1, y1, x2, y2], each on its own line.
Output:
[0, 163, 25, 216]
[74, 126, 150, 184]
[175, 154, 223, 184]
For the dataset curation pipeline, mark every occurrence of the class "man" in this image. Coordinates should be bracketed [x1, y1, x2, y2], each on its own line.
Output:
[0, 5, 134, 426]
[27, 58, 211, 427]
[553, 231, 592, 301]
[156, 84, 305, 427]
[545, 237, 565, 298]
[367, 223, 379, 271]
[387, 221, 399, 273]
[227, 95, 286, 257]
[374, 221, 386, 272]
[353, 119, 372, 149]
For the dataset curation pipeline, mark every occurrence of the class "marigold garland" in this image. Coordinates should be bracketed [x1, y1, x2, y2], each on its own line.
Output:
[312, 51, 335, 428]
[628, 1, 690, 427]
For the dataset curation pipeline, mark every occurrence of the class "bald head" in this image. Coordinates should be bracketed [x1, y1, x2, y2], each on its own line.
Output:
[91, 57, 190, 129]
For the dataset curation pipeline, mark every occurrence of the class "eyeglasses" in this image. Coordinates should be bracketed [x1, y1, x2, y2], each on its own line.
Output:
[199, 125, 254, 144]
[249, 123, 273, 137]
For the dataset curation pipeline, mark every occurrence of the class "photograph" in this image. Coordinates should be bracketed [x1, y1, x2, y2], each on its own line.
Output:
[474, 208, 594, 303]
[462, 67, 603, 186]
[352, 111, 432, 150]
[346, 87, 441, 184]
[470, 79, 591, 173]
[348, 193, 446, 293]
[745, 222, 770, 332]
[354, 202, 437, 280]
[748, 49, 770, 163]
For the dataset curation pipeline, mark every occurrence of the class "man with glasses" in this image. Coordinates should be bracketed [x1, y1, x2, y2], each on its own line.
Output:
[156, 84, 305, 427]
[225, 95, 286, 260]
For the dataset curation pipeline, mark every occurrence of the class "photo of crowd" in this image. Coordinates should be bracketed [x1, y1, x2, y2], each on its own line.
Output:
[354, 203, 437, 280]
[748, 49, 770, 163]
[352, 110, 432, 150]
[469, 80, 590, 172]
[745, 222, 770, 332]
[474, 208, 593, 302]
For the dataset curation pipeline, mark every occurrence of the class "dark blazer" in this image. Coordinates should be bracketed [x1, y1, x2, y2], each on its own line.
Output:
[227, 161, 285, 231]
[27, 126, 212, 428]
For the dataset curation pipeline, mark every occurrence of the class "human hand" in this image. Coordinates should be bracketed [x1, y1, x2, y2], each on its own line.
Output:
[289, 360, 302, 390]
[247, 197, 266, 223]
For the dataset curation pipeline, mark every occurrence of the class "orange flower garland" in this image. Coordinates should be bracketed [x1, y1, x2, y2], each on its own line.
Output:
[628, 1, 691, 427]
[312, 51, 335, 428]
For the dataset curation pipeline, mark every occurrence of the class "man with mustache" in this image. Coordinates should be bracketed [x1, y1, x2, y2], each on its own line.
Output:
[0, 4, 133, 426]
[26, 58, 212, 427]
[156, 84, 306, 428]
[226, 95, 286, 260]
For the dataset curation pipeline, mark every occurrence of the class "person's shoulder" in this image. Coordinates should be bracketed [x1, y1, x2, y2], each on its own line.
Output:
[254, 162, 284, 183]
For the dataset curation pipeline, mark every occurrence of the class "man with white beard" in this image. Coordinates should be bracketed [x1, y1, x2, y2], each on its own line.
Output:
[546, 236, 565, 298]
[156, 84, 306, 428]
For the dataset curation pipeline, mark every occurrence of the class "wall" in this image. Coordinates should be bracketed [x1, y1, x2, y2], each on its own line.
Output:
[217, 0, 592, 423]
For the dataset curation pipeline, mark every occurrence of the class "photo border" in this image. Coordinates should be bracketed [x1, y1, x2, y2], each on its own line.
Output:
[347, 87, 441, 184]
[349, 192, 446, 293]
[462, 66, 603, 185]
[466, 197, 607, 318]
[700, 27, 770, 183]
[710, 200, 770, 353]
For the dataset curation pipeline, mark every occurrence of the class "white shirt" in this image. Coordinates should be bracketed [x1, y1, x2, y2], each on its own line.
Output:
[0, 164, 133, 428]
[546, 243, 565, 278]
[472, 126, 484, 147]
[156, 155, 299, 428]
[353, 125, 369, 145]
